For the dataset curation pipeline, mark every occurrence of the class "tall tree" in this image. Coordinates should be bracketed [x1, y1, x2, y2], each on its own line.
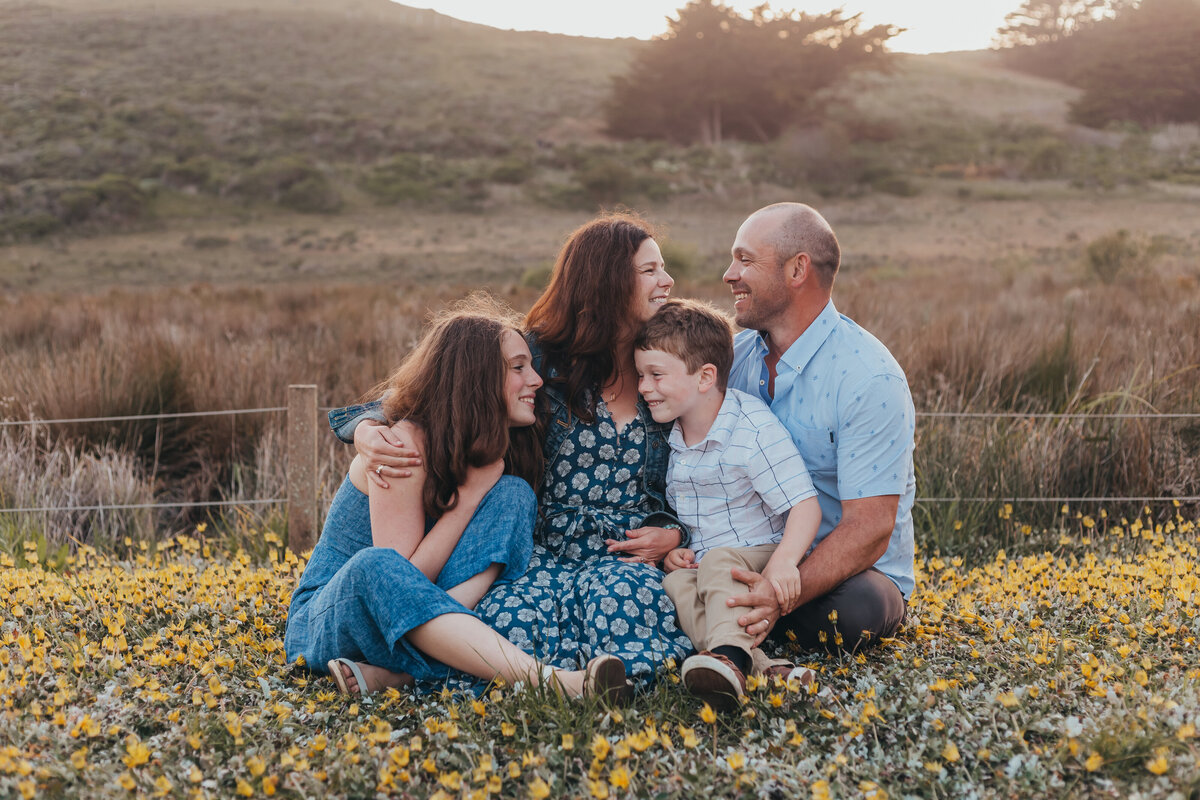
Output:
[605, 1, 897, 146]
[993, 0, 1135, 78]
[994, 0, 1111, 46]
[1068, 0, 1200, 126]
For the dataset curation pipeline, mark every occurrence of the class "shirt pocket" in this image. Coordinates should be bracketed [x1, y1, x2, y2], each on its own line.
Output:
[793, 424, 837, 477]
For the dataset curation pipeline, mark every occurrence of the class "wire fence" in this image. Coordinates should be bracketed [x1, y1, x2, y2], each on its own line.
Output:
[2, 403, 1198, 518]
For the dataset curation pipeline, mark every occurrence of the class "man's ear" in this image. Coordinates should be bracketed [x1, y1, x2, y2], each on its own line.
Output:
[786, 252, 811, 287]
[697, 363, 719, 392]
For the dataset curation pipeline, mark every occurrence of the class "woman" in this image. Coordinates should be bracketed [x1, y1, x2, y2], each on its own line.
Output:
[286, 297, 628, 699]
[349, 215, 694, 688]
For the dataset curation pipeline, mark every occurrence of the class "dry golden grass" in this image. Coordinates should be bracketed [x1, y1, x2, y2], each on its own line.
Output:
[2, 183, 1198, 550]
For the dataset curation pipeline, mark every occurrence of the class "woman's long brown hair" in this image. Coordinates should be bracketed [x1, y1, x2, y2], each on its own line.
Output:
[525, 212, 655, 422]
[377, 295, 542, 519]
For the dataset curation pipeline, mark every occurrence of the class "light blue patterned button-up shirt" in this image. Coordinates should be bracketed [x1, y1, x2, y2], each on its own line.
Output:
[727, 300, 916, 597]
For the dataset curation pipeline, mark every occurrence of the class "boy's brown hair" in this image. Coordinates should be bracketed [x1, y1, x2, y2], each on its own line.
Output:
[635, 299, 734, 391]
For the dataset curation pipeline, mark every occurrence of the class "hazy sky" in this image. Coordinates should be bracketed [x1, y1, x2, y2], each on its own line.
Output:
[399, 1, 1020, 54]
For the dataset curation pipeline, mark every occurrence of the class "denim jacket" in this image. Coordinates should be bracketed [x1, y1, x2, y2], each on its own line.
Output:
[327, 334, 690, 545]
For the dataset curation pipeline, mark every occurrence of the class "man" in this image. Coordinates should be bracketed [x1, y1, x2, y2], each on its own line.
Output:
[722, 202, 914, 654]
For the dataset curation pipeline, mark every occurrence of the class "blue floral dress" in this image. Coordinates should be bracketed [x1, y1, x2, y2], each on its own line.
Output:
[477, 399, 694, 689]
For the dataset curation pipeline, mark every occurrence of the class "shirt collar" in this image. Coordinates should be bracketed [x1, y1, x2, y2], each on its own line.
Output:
[777, 300, 840, 375]
[667, 390, 740, 452]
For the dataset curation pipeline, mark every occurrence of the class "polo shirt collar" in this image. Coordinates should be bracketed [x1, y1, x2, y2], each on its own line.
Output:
[667, 390, 740, 452]
[777, 300, 840, 375]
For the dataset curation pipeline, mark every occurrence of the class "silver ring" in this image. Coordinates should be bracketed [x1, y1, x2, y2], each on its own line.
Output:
[375, 465, 384, 475]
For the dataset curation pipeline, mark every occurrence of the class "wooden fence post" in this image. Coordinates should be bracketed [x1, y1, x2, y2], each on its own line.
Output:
[287, 384, 318, 554]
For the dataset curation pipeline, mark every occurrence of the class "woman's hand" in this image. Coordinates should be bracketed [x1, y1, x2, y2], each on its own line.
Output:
[355, 421, 422, 488]
[606, 525, 682, 565]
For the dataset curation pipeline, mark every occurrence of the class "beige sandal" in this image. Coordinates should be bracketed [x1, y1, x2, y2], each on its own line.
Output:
[327, 658, 369, 697]
[583, 654, 633, 705]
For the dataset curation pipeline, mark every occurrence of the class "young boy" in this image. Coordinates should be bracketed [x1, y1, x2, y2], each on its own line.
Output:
[634, 299, 822, 711]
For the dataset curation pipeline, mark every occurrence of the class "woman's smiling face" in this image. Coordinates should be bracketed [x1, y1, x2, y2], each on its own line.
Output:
[630, 238, 674, 323]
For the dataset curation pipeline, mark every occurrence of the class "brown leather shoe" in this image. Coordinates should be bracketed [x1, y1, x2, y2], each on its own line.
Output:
[682, 651, 746, 713]
[762, 663, 816, 689]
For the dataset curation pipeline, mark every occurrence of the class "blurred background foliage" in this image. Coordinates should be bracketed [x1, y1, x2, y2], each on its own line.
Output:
[1, 0, 1198, 243]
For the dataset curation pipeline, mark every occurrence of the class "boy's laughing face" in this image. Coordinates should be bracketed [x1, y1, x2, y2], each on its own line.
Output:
[635, 347, 707, 424]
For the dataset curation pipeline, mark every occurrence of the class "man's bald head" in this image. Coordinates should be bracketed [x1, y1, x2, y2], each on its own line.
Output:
[748, 203, 840, 290]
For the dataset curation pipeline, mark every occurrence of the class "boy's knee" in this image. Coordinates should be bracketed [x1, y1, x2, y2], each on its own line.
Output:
[695, 547, 743, 582]
[662, 567, 695, 596]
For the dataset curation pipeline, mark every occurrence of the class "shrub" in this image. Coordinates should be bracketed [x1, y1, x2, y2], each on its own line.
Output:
[279, 175, 344, 213]
[232, 156, 343, 213]
[574, 158, 640, 206]
[1026, 137, 1070, 178]
[520, 261, 554, 289]
[658, 239, 704, 280]
[87, 173, 147, 221]
[1086, 229, 1140, 284]
[0, 212, 63, 242]
[872, 174, 920, 197]
[360, 155, 487, 211]
[490, 155, 536, 185]
[539, 156, 673, 210]
[160, 156, 218, 191]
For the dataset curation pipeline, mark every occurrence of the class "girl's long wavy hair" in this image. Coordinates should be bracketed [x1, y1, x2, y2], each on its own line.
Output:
[525, 212, 656, 422]
[375, 295, 542, 518]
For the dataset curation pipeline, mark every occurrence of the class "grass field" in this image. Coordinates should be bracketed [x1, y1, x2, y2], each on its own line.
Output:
[2, 509, 1198, 799]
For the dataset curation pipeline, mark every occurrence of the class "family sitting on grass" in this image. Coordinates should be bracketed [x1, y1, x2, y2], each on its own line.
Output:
[283, 202, 916, 711]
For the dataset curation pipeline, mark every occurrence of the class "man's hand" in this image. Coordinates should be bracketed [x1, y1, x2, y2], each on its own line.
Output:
[355, 421, 422, 488]
[760, 561, 802, 615]
[606, 526, 682, 566]
[662, 548, 697, 573]
[726, 566, 782, 646]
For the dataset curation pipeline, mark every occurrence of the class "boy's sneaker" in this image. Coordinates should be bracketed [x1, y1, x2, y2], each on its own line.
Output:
[762, 663, 816, 689]
[682, 651, 746, 712]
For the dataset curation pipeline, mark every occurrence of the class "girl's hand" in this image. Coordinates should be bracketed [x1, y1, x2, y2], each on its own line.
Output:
[355, 421, 422, 488]
[662, 548, 697, 573]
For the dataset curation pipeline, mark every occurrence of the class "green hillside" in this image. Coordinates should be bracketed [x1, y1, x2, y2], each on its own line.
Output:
[0, 0, 632, 179]
[3, 0, 1188, 244]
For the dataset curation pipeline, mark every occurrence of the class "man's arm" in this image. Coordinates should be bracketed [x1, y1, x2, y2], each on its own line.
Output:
[731, 367, 914, 640]
[729, 495, 898, 642]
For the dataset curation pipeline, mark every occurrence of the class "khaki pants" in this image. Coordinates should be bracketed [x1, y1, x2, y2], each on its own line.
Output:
[663, 544, 787, 675]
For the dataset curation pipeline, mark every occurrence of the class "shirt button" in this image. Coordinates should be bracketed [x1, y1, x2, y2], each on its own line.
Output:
[759, 380, 765, 386]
